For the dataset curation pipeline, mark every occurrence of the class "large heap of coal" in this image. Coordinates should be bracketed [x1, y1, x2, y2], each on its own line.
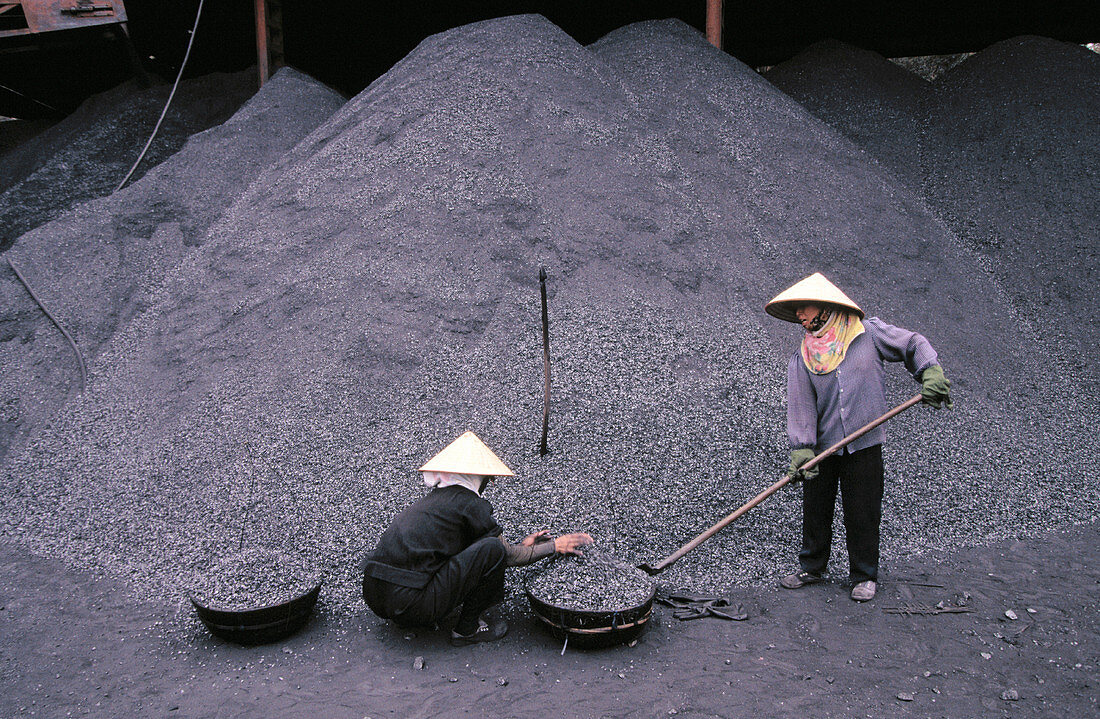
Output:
[0, 72, 258, 249]
[589, 18, 1095, 585]
[923, 38, 1100, 376]
[0, 68, 345, 463]
[761, 39, 929, 185]
[0, 16, 1095, 625]
[766, 36, 1100, 380]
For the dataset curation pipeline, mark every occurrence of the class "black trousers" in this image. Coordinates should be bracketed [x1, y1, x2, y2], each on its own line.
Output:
[362, 536, 506, 628]
[799, 443, 884, 583]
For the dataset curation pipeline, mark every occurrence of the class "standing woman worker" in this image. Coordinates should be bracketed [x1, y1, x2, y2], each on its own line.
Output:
[766, 273, 952, 602]
[362, 431, 592, 645]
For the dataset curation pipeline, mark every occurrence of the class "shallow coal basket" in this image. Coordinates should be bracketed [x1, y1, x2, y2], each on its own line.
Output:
[524, 551, 657, 649]
[190, 581, 323, 645]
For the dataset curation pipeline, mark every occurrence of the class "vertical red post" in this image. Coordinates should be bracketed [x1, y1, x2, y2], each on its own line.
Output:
[706, 0, 723, 50]
[255, 0, 269, 86]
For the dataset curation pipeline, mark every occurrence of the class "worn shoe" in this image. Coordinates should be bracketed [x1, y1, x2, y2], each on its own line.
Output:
[850, 580, 877, 602]
[780, 571, 823, 589]
[449, 618, 508, 646]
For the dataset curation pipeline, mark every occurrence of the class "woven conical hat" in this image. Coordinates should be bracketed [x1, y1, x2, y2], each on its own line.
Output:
[765, 272, 864, 323]
[418, 431, 514, 477]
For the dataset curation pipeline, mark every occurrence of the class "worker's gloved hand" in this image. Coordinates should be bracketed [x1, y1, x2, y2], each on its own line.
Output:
[787, 448, 819, 483]
[554, 533, 594, 556]
[920, 365, 953, 409]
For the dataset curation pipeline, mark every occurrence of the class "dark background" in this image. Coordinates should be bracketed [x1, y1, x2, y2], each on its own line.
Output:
[1, 0, 1099, 118]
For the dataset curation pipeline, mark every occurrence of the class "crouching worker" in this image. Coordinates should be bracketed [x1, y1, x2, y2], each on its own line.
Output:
[362, 431, 592, 646]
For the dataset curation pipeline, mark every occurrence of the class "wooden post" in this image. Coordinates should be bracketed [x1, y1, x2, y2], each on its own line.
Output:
[706, 0, 723, 50]
[255, 0, 269, 86]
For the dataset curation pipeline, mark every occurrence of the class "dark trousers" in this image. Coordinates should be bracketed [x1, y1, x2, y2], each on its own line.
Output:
[799, 444, 884, 583]
[362, 536, 506, 628]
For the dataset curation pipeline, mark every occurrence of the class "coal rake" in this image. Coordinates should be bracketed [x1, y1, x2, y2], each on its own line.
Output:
[640, 394, 924, 575]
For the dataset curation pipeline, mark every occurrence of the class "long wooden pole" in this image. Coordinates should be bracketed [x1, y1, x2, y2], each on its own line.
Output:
[641, 394, 924, 574]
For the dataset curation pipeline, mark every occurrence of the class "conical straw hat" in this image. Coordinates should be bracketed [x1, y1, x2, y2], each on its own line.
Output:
[418, 431, 515, 477]
[765, 272, 864, 323]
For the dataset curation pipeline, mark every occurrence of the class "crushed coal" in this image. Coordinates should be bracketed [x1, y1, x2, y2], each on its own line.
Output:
[765, 36, 1100, 377]
[190, 547, 321, 611]
[0, 71, 258, 250]
[0, 67, 345, 464]
[0, 119, 55, 165]
[527, 548, 655, 612]
[0, 15, 1095, 639]
[761, 39, 930, 186]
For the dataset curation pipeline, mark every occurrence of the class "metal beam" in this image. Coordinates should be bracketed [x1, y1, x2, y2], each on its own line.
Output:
[0, 0, 127, 40]
[706, 0, 723, 49]
[255, 0, 268, 85]
[255, 0, 284, 87]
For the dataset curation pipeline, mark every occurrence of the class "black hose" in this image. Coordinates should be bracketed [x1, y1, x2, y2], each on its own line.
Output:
[6, 255, 88, 392]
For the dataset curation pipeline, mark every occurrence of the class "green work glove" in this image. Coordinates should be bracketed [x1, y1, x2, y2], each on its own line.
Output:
[787, 448, 819, 483]
[920, 365, 953, 409]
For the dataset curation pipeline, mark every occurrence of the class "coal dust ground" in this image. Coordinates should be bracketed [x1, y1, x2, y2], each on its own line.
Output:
[1, 522, 1095, 717]
[0, 14, 1096, 719]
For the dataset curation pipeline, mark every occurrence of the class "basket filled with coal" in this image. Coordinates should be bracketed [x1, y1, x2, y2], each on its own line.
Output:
[189, 548, 323, 645]
[524, 548, 657, 649]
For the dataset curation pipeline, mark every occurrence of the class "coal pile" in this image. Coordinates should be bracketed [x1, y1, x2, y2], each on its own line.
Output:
[587, 19, 1096, 587]
[527, 548, 655, 612]
[0, 67, 344, 464]
[190, 548, 321, 611]
[0, 71, 258, 249]
[766, 36, 1100, 379]
[922, 38, 1100, 378]
[0, 119, 55, 164]
[761, 39, 929, 185]
[0, 15, 1096, 634]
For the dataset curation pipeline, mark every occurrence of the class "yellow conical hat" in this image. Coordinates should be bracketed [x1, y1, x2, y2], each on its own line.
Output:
[418, 431, 515, 477]
[765, 272, 864, 323]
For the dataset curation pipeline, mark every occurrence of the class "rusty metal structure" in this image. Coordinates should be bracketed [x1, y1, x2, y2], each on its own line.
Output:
[706, 0, 722, 49]
[0, 0, 143, 117]
[0, 0, 127, 39]
[254, 0, 284, 86]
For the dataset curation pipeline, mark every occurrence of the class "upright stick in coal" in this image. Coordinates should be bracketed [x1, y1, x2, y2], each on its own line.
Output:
[539, 267, 551, 456]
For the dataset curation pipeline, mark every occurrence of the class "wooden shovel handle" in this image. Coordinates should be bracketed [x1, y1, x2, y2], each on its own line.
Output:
[646, 394, 923, 574]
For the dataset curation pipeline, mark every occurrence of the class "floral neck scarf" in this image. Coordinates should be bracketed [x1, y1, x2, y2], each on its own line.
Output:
[800, 309, 865, 375]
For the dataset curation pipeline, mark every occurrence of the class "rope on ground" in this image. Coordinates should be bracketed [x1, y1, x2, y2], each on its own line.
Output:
[114, 0, 206, 192]
[6, 256, 88, 393]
